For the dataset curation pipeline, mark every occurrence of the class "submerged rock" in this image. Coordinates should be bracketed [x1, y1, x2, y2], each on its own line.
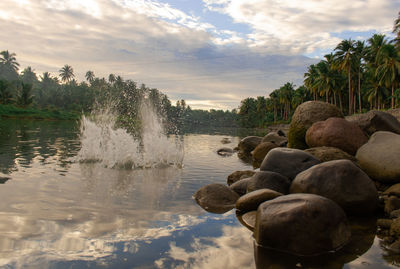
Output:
[260, 148, 320, 181]
[194, 183, 239, 214]
[247, 171, 290, 194]
[288, 101, 344, 149]
[290, 160, 378, 216]
[220, 137, 232, 144]
[254, 193, 351, 256]
[217, 147, 234, 156]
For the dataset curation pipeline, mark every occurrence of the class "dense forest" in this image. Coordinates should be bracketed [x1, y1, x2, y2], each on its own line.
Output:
[1, 13, 400, 129]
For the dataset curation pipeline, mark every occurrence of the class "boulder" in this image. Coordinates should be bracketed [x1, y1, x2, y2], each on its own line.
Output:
[385, 197, 400, 215]
[221, 137, 232, 144]
[254, 193, 351, 256]
[260, 148, 320, 181]
[239, 211, 257, 231]
[356, 131, 400, 183]
[216, 147, 234, 156]
[236, 189, 283, 213]
[261, 132, 288, 146]
[227, 170, 256, 186]
[251, 142, 278, 167]
[384, 184, 400, 197]
[194, 183, 239, 214]
[290, 160, 378, 215]
[306, 117, 368, 155]
[347, 110, 400, 136]
[288, 101, 344, 149]
[230, 178, 251, 196]
[304, 146, 357, 163]
[247, 171, 290, 194]
[238, 136, 263, 154]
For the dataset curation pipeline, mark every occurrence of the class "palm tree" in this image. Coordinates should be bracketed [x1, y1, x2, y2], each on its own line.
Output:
[85, 70, 95, 83]
[108, 74, 116, 84]
[16, 82, 34, 106]
[394, 11, 400, 47]
[0, 50, 19, 72]
[304, 64, 318, 100]
[0, 80, 12, 104]
[376, 44, 400, 109]
[354, 41, 366, 112]
[21, 66, 38, 85]
[334, 39, 355, 115]
[59, 64, 74, 83]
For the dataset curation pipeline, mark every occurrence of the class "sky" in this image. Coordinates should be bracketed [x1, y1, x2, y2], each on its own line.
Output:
[0, 0, 399, 110]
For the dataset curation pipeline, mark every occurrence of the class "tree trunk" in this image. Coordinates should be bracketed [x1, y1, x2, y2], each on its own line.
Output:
[339, 92, 343, 112]
[358, 71, 362, 113]
[334, 93, 337, 106]
[348, 67, 352, 115]
[392, 85, 395, 109]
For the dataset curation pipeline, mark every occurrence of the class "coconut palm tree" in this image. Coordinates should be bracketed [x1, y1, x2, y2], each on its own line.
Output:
[334, 39, 356, 115]
[108, 74, 116, 84]
[394, 11, 400, 47]
[0, 50, 19, 72]
[85, 70, 95, 83]
[304, 64, 318, 100]
[354, 40, 366, 112]
[59, 64, 74, 83]
[376, 44, 400, 109]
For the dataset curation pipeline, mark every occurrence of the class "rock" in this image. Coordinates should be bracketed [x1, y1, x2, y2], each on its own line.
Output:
[230, 178, 251, 196]
[388, 240, 400, 254]
[304, 146, 358, 163]
[384, 184, 400, 197]
[391, 218, 400, 239]
[261, 132, 288, 146]
[254, 193, 351, 256]
[347, 110, 400, 136]
[385, 196, 400, 215]
[391, 210, 400, 219]
[260, 148, 320, 181]
[221, 137, 231, 144]
[288, 101, 344, 149]
[356, 131, 400, 183]
[378, 219, 393, 230]
[194, 183, 240, 214]
[216, 147, 234, 156]
[251, 142, 278, 166]
[227, 170, 256, 186]
[239, 211, 257, 231]
[305, 117, 368, 155]
[247, 171, 290, 194]
[0, 177, 10, 184]
[238, 136, 263, 154]
[290, 160, 378, 215]
[236, 189, 283, 213]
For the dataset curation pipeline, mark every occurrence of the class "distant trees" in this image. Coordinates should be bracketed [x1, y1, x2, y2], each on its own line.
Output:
[59, 64, 74, 83]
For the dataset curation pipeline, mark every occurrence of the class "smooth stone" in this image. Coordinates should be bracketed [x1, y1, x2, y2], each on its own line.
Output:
[290, 159, 378, 215]
[255, 193, 351, 256]
[0, 177, 10, 184]
[388, 240, 400, 254]
[305, 117, 368, 155]
[251, 142, 278, 166]
[390, 218, 400, 239]
[260, 148, 320, 181]
[227, 170, 256, 186]
[217, 147, 234, 156]
[221, 138, 231, 144]
[230, 178, 251, 196]
[391, 209, 400, 219]
[240, 211, 256, 230]
[347, 110, 400, 136]
[384, 184, 400, 197]
[305, 146, 358, 163]
[356, 131, 400, 183]
[288, 101, 344, 149]
[238, 136, 263, 154]
[236, 188, 282, 213]
[385, 196, 400, 215]
[377, 219, 393, 230]
[246, 171, 290, 194]
[261, 131, 288, 146]
[194, 183, 239, 214]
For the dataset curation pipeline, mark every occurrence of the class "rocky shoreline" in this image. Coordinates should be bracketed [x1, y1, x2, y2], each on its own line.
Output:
[194, 101, 400, 262]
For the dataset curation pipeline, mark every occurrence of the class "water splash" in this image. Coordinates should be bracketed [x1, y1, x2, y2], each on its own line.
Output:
[77, 99, 184, 169]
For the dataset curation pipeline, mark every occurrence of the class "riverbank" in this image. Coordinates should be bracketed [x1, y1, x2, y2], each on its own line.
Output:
[0, 104, 80, 120]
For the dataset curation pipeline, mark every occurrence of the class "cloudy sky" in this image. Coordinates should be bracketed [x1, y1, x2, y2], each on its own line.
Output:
[1, 0, 399, 110]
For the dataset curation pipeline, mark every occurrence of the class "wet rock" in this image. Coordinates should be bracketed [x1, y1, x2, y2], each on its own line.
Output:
[260, 148, 320, 181]
[391, 210, 400, 219]
[356, 131, 400, 183]
[238, 136, 263, 154]
[304, 146, 358, 163]
[194, 183, 239, 214]
[230, 178, 251, 196]
[221, 137, 231, 144]
[251, 142, 278, 167]
[0, 177, 10, 184]
[378, 219, 393, 230]
[305, 117, 368, 155]
[227, 170, 256, 186]
[385, 196, 400, 215]
[217, 147, 234, 156]
[288, 101, 344, 149]
[254, 193, 351, 256]
[247, 171, 290, 194]
[388, 240, 400, 254]
[261, 131, 288, 146]
[384, 184, 400, 197]
[347, 110, 400, 136]
[290, 160, 378, 216]
[390, 218, 400, 238]
[236, 188, 282, 213]
[239, 211, 256, 231]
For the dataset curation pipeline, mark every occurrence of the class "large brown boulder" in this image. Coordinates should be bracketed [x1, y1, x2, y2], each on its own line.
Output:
[260, 148, 320, 181]
[254, 193, 351, 256]
[304, 146, 357, 163]
[236, 188, 282, 213]
[305, 117, 368, 155]
[194, 183, 239, 214]
[247, 171, 290, 194]
[290, 160, 378, 215]
[356, 131, 400, 183]
[238, 136, 263, 154]
[251, 142, 278, 167]
[288, 101, 344, 149]
[347, 110, 400, 136]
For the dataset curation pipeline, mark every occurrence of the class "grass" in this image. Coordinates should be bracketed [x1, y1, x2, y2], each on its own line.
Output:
[0, 104, 81, 120]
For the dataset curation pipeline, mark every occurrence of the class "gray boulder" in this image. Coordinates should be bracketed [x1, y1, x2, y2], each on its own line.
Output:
[260, 148, 320, 181]
[261, 131, 288, 146]
[356, 131, 400, 183]
[247, 171, 290, 194]
[194, 183, 239, 214]
[254, 193, 351, 256]
[347, 110, 400, 136]
[238, 136, 263, 154]
[288, 101, 344, 149]
[236, 188, 282, 213]
[290, 160, 378, 215]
